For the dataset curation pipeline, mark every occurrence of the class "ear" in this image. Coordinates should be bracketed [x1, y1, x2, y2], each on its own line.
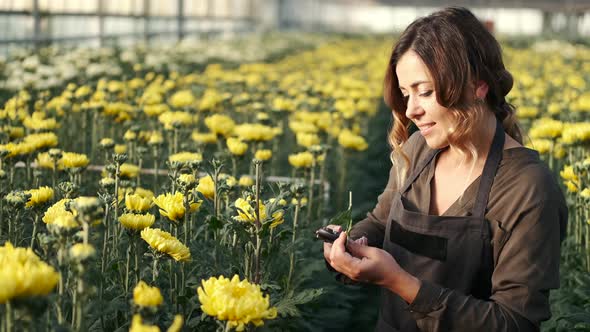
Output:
[475, 80, 489, 100]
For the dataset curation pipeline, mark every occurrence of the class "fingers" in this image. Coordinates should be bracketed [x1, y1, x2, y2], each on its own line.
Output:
[354, 236, 368, 246]
[323, 241, 333, 263]
[326, 224, 342, 232]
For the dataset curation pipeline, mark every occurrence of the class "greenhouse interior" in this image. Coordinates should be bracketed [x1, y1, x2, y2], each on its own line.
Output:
[1, 0, 590, 331]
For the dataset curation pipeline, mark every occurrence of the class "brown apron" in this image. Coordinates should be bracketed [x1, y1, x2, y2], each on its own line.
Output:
[376, 118, 505, 332]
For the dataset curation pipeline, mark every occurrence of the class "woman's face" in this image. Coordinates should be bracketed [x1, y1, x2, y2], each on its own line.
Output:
[396, 50, 456, 149]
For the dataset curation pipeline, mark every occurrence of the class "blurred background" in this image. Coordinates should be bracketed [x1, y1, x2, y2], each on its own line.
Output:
[1, 0, 590, 53]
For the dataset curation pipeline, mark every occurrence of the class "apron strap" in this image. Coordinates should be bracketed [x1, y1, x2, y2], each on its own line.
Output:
[472, 118, 505, 218]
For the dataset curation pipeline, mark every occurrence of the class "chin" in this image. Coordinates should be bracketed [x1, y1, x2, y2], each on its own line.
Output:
[422, 135, 447, 150]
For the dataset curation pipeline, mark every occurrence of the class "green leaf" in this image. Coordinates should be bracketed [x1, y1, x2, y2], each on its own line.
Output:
[327, 208, 351, 228]
[275, 288, 325, 318]
[206, 215, 224, 231]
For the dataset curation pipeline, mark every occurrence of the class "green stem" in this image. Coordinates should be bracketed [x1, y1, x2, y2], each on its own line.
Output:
[254, 162, 262, 284]
[113, 163, 120, 255]
[307, 160, 316, 224]
[153, 148, 159, 192]
[286, 201, 300, 292]
[25, 157, 31, 186]
[134, 235, 140, 285]
[101, 203, 110, 274]
[30, 213, 39, 249]
[0, 198, 3, 239]
[125, 237, 131, 293]
[75, 278, 85, 332]
[6, 301, 13, 332]
[317, 158, 326, 222]
[12, 211, 19, 246]
[137, 158, 142, 188]
[173, 128, 179, 155]
[82, 220, 89, 245]
[57, 243, 65, 324]
[152, 256, 158, 282]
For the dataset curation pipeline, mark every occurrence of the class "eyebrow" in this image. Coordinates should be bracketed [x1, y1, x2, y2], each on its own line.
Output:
[399, 80, 430, 90]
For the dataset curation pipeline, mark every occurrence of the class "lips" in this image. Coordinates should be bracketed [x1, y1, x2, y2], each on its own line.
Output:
[417, 122, 436, 136]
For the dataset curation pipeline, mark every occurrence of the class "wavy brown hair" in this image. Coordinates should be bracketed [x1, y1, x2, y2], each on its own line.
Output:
[384, 7, 523, 186]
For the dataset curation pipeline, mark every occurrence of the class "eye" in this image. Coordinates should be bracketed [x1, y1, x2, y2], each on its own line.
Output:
[402, 95, 409, 103]
[419, 90, 433, 97]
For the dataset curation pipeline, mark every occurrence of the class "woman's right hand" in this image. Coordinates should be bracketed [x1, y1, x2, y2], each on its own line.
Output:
[323, 225, 368, 266]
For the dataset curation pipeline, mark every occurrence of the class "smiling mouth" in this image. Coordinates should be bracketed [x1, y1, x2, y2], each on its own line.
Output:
[417, 123, 435, 130]
[418, 122, 436, 135]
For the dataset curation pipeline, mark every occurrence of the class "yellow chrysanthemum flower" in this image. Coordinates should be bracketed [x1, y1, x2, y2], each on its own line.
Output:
[288, 151, 314, 168]
[23, 132, 58, 150]
[254, 150, 272, 161]
[61, 152, 90, 169]
[51, 214, 79, 229]
[140, 228, 191, 262]
[125, 193, 153, 212]
[99, 138, 115, 149]
[191, 131, 218, 144]
[124, 130, 137, 141]
[119, 213, 155, 231]
[120, 163, 140, 178]
[35, 152, 55, 169]
[197, 275, 277, 331]
[204, 114, 235, 137]
[115, 144, 127, 154]
[148, 131, 164, 145]
[169, 152, 203, 164]
[0, 242, 60, 303]
[338, 129, 368, 151]
[152, 192, 185, 222]
[560, 165, 579, 183]
[129, 314, 160, 332]
[134, 187, 155, 200]
[196, 175, 215, 200]
[227, 138, 248, 156]
[270, 210, 285, 229]
[238, 176, 254, 187]
[296, 133, 320, 148]
[169, 89, 195, 109]
[178, 174, 196, 186]
[525, 138, 552, 154]
[26, 186, 54, 208]
[69, 243, 96, 261]
[133, 280, 163, 307]
[158, 111, 193, 130]
[167, 315, 184, 332]
[233, 198, 267, 222]
[234, 123, 275, 141]
[565, 180, 578, 193]
[42, 199, 74, 225]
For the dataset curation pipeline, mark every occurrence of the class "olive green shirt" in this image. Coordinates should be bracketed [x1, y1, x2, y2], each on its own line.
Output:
[350, 131, 568, 331]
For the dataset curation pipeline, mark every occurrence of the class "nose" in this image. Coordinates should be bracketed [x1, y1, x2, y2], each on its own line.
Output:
[404, 94, 422, 119]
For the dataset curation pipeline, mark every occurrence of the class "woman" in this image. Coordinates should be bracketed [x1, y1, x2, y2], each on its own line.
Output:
[323, 7, 567, 332]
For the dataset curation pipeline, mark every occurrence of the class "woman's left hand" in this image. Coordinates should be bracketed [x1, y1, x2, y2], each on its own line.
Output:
[327, 231, 421, 304]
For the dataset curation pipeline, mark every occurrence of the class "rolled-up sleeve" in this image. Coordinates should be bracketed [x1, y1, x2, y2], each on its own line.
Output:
[405, 198, 567, 331]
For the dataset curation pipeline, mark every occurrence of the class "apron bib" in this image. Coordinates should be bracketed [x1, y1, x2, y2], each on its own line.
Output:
[376, 118, 505, 332]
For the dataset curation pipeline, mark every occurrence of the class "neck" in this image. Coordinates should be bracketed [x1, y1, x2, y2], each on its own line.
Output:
[443, 112, 498, 166]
